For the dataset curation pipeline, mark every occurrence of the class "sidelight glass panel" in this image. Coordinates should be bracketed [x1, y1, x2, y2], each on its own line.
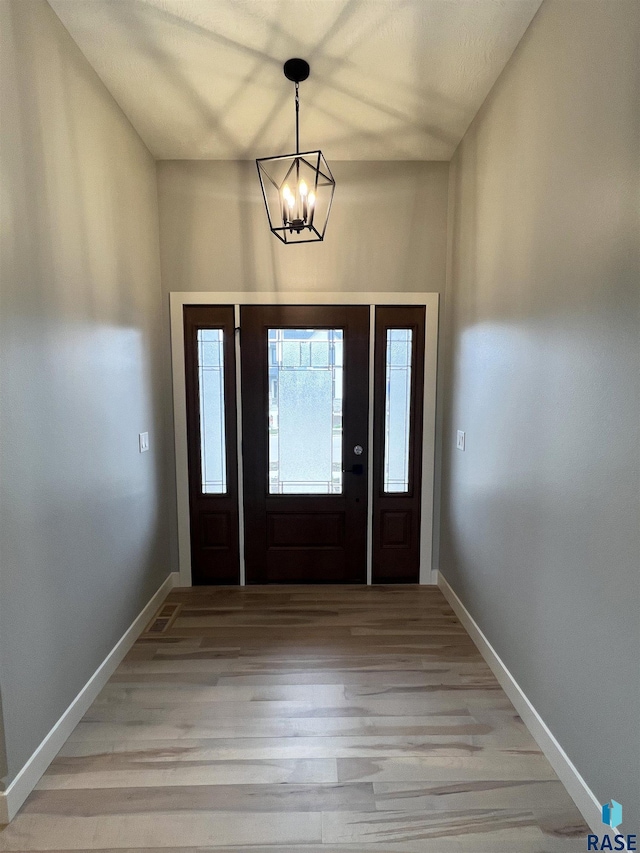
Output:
[197, 329, 227, 494]
[268, 329, 343, 494]
[384, 328, 412, 493]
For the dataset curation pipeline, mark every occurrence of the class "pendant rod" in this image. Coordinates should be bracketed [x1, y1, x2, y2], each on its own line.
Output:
[295, 81, 300, 154]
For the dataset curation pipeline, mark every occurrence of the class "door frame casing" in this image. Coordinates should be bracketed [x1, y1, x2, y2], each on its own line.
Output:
[170, 291, 439, 587]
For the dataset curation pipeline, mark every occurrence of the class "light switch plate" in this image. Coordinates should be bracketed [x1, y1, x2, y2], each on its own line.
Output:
[139, 432, 149, 453]
[456, 430, 465, 451]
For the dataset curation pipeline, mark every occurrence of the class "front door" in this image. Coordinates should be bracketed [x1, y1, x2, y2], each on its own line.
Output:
[240, 305, 370, 583]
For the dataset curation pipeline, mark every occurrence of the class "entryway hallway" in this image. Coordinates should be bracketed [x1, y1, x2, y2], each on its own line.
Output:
[0, 585, 589, 851]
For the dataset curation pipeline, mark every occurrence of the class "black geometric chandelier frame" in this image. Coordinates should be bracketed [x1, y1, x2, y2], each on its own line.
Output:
[256, 58, 335, 244]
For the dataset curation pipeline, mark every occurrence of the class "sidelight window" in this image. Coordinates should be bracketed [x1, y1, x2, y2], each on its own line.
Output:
[197, 329, 227, 494]
[383, 328, 413, 493]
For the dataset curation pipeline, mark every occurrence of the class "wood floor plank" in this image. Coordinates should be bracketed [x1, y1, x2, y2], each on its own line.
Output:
[62, 734, 489, 756]
[37, 757, 339, 790]
[371, 779, 579, 811]
[75, 711, 495, 740]
[105, 668, 491, 689]
[89, 693, 478, 717]
[23, 783, 377, 814]
[0, 812, 323, 850]
[321, 809, 587, 851]
[0, 585, 589, 851]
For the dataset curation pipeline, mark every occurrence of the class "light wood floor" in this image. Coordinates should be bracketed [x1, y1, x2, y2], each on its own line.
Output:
[0, 585, 590, 851]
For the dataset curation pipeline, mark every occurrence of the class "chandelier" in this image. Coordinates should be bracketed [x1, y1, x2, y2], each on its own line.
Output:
[256, 58, 335, 244]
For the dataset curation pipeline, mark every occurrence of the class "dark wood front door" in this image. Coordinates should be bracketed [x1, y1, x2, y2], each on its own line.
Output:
[240, 305, 370, 584]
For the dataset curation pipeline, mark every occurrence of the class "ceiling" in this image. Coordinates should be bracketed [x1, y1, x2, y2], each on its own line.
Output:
[49, 0, 542, 161]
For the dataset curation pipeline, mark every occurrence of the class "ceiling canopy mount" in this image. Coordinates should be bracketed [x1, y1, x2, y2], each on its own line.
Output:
[283, 58, 310, 83]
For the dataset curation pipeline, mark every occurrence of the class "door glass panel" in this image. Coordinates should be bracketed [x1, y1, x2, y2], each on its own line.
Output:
[197, 329, 227, 494]
[268, 329, 343, 494]
[384, 328, 413, 493]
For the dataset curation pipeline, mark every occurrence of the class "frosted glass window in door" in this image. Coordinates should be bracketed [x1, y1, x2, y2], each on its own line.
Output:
[197, 329, 227, 493]
[268, 329, 343, 494]
[384, 328, 413, 492]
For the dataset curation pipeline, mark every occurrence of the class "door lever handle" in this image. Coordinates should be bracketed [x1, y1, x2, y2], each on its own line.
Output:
[343, 464, 364, 475]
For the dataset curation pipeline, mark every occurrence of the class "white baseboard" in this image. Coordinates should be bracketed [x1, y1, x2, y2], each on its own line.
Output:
[437, 572, 603, 834]
[0, 572, 180, 824]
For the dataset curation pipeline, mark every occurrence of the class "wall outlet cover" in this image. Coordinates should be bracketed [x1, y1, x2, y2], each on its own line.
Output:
[456, 430, 465, 451]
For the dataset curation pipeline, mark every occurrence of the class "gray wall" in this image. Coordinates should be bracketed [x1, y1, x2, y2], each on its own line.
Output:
[440, 0, 640, 830]
[0, 693, 7, 785]
[157, 158, 450, 570]
[0, 0, 171, 787]
[157, 160, 449, 296]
